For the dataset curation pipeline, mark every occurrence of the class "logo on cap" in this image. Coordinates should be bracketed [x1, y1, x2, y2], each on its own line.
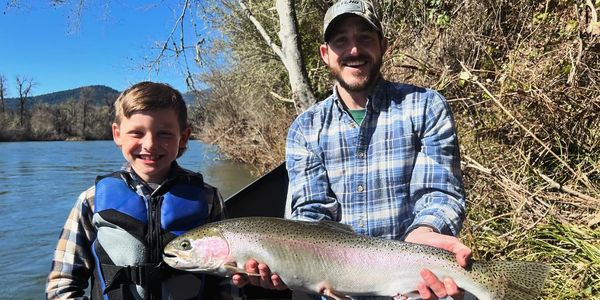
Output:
[323, 0, 382, 41]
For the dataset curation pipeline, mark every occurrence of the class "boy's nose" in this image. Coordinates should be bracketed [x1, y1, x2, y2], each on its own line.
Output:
[142, 134, 158, 150]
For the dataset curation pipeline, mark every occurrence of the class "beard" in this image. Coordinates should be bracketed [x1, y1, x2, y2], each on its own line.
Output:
[332, 55, 382, 93]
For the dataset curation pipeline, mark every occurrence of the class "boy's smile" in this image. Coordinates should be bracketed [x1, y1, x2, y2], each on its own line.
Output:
[112, 109, 190, 184]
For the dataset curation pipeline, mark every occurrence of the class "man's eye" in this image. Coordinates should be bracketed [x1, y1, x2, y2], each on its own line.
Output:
[359, 36, 374, 43]
[331, 37, 348, 47]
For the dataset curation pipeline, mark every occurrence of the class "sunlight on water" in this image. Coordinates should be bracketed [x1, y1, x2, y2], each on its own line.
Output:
[0, 140, 257, 298]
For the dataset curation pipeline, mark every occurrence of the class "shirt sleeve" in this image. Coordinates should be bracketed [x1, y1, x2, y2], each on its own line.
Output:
[285, 117, 341, 221]
[46, 188, 96, 300]
[407, 90, 466, 236]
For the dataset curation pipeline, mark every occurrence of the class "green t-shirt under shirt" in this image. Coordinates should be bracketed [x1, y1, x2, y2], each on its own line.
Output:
[348, 108, 366, 125]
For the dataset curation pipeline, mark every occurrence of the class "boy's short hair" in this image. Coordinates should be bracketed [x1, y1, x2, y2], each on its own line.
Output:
[114, 81, 189, 130]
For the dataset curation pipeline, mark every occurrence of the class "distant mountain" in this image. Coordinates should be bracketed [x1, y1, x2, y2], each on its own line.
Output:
[3, 85, 207, 109]
[4, 85, 120, 109]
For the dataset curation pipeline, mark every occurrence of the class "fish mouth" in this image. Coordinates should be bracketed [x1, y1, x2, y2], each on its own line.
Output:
[163, 252, 202, 271]
[162, 253, 179, 268]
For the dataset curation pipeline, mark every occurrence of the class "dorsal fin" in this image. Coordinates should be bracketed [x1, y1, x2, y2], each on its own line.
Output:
[316, 220, 356, 234]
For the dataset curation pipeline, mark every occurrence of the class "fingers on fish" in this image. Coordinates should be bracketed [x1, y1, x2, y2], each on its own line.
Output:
[317, 283, 353, 300]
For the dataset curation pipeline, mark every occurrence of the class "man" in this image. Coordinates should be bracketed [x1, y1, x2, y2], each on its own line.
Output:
[235, 1, 471, 299]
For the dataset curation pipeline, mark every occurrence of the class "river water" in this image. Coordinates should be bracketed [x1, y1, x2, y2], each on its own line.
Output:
[0, 140, 257, 299]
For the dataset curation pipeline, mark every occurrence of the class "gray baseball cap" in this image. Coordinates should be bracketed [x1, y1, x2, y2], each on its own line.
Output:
[323, 0, 382, 42]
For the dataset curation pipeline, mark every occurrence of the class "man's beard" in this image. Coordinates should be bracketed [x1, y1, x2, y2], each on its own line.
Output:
[333, 57, 382, 93]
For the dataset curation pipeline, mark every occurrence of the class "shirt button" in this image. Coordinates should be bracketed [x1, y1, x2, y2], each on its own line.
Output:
[357, 151, 365, 158]
[357, 218, 365, 228]
[357, 185, 364, 192]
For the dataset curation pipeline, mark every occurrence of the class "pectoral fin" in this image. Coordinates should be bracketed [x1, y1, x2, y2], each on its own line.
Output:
[223, 263, 260, 276]
[321, 287, 354, 300]
[394, 290, 420, 300]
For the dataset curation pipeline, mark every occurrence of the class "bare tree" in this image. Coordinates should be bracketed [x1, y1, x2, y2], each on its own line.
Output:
[80, 87, 93, 138]
[0, 74, 6, 113]
[15, 76, 35, 127]
[237, 0, 316, 112]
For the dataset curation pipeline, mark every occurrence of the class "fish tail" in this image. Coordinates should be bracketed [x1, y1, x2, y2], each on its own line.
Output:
[479, 260, 550, 300]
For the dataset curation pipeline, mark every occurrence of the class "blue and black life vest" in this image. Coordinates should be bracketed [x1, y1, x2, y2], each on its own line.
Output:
[90, 170, 213, 300]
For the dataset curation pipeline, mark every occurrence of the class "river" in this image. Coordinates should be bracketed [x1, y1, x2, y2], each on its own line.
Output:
[0, 140, 257, 299]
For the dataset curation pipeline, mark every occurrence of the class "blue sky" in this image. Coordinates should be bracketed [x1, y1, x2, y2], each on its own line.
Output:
[1, 1, 205, 97]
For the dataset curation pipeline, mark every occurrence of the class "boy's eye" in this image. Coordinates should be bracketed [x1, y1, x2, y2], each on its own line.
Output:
[128, 131, 144, 138]
[158, 132, 174, 138]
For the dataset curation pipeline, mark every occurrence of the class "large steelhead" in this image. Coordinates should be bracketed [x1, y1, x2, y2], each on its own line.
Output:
[163, 217, 549, 300]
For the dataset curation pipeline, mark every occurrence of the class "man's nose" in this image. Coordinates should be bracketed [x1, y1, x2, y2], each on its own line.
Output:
[348, 43, 360, 55]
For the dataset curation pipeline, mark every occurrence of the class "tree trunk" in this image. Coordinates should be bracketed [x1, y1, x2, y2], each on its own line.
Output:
[276, 0, 316, 113]
[238, 0, 317, 113]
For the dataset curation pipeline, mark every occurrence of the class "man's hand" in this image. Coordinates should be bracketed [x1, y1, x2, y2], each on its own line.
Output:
[404, 227, 471, 300]
[231, 259, 288, 290]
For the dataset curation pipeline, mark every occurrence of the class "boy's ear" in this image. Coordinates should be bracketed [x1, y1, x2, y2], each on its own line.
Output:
[179, 126, 192, 148]
[112, 123, 122, 147]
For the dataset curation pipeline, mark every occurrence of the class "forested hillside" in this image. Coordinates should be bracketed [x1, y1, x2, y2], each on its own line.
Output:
[192, 1, 600, 299]
[0, 84, 205, 141]
[3, 85, 119, 108]
[0, 85, 119, 141]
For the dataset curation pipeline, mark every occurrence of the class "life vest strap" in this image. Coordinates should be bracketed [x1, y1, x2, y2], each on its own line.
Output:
[102, 263, 169, 294]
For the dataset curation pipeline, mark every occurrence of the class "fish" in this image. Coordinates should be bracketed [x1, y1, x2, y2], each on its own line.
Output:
[163, 217, 549, 300]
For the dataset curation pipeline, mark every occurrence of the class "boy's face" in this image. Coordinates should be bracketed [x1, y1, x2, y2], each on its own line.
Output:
[112, 109, 191, 183]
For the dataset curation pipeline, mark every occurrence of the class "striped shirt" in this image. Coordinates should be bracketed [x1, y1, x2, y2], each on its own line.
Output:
[286, 78, 466, 240]
[45, 163, 225, 299]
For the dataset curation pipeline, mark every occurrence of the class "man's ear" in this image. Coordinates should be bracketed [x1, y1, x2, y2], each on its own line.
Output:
[381, 36, 389, 54]
[112, 123, 122, 147]
[319, 43, 330, 65]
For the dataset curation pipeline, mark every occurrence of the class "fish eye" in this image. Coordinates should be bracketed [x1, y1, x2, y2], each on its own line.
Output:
[180, 240, 191, 250]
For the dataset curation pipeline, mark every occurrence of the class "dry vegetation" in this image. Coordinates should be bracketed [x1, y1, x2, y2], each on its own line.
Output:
[195, 0, 599, 298]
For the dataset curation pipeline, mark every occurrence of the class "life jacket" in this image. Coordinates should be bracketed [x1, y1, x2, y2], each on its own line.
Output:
[90, 170, 213, 300]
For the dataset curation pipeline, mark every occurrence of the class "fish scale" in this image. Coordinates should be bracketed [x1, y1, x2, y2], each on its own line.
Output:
[163, 217, 549, 300]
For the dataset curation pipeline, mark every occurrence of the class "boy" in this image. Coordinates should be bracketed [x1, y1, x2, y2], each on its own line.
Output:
[46, 81, 227, 299]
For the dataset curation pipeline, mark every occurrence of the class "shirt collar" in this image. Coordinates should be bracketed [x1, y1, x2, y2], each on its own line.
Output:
[332, 76, 388, 113]
[120, 161, 182, 196]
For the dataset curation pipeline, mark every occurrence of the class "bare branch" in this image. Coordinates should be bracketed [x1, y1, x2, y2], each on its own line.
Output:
[237, 0, 284, 60]
[147, 0, 191, 75]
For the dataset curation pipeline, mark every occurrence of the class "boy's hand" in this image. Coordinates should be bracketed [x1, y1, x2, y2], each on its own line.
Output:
[404, 227, 471, 300]
[231, 259, 288, 290]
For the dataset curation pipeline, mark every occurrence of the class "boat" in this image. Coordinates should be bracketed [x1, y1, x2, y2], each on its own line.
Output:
[223, 162, 294, 299]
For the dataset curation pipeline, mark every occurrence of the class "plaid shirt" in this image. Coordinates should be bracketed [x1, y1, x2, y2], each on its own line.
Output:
[46, 163, 225, 299]
[286, 78, 465, 240]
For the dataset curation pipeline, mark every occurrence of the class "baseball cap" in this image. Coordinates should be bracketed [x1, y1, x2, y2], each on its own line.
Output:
[323, 0, 382, 42]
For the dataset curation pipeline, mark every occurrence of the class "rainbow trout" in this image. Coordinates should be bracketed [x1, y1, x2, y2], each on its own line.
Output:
[163, 217, 549, 300]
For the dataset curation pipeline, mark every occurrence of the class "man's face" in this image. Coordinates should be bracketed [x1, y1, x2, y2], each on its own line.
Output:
[320, 15, 387, 93]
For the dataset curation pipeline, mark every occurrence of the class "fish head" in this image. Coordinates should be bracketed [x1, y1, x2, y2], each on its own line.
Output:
[163, 227, 230, 274]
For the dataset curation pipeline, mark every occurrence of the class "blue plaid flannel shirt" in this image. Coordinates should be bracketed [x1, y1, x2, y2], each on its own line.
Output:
[286, 78, 466, 241]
